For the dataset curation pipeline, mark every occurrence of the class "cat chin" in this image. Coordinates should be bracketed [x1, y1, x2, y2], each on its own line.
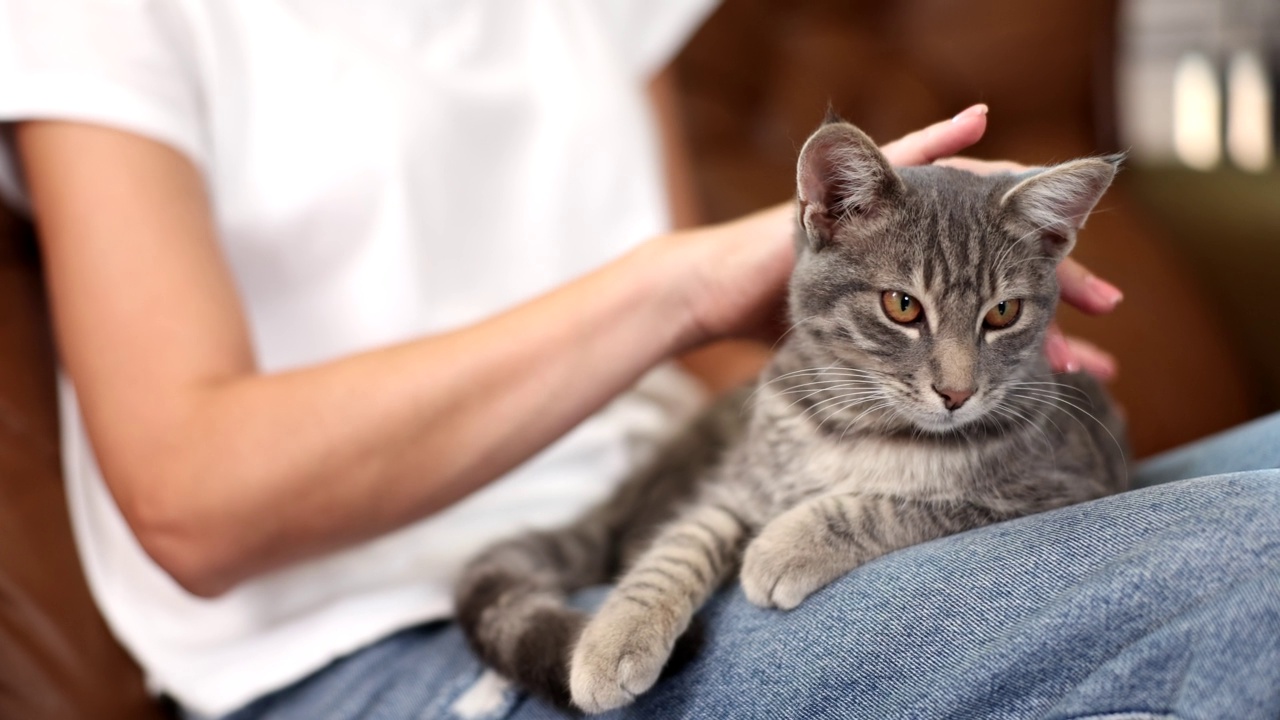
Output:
[910, 410, 984, 434]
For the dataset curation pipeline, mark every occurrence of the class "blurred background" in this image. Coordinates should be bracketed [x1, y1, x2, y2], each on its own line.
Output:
[668, 0, 1280, 458]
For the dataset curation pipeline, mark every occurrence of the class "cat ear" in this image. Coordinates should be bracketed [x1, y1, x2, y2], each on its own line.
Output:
[999, 155, 1121, 260]
[796, 123, 903, 252]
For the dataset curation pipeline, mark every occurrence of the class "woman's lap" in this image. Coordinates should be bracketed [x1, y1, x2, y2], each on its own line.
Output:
[216, 414, 1280, 720]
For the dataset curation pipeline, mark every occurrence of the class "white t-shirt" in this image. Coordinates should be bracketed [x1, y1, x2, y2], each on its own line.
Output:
[0, 1, 716, 715]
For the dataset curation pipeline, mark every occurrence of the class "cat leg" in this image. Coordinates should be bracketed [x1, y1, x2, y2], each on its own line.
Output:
[569, 502, 749, 713]
[741, 494, 997, 610]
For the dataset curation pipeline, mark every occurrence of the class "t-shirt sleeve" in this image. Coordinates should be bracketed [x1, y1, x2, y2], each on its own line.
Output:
[0, 0, 207, 212]
[596, 0, 721, 81]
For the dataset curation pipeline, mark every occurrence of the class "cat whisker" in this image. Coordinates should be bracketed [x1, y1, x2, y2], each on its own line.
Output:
[1007, 381, 1093, 404]
[991, 402, 1055, 465]
[758, 366, 885, 390]
[1011, 392, 1128, 488]
[776, 378, 881, 393]
[1008, 385, 1084, 401]
[804, 390, 885, 422]
[746, 366, 882, 413]
[771, 365, 883, 380]
[776, 384, 877, 403]
[751, 367, 884, 400]
[781, 387, 878, 413]
[837, 400, 896, 443]
[1009, 386, 1094, 408]
[785, 386, 881, 414]
[1010, 396, 1067, 439]
[769, 315, 821, 352]
[816, 396, 886, 428]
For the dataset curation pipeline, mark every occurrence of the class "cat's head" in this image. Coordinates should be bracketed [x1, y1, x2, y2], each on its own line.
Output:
[787, 120, 1118, 434]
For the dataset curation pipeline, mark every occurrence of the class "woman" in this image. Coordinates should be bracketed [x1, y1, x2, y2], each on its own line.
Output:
[4, 2, 1276, 719]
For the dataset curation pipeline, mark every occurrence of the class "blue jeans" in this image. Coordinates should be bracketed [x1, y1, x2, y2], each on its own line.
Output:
[212, 414, 1280, 720]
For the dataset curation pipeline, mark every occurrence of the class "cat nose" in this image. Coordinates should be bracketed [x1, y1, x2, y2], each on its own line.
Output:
[933, 385, 974, 411]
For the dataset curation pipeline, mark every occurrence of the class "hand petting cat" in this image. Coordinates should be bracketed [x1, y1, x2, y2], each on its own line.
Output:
[674, 103, 1121, 381]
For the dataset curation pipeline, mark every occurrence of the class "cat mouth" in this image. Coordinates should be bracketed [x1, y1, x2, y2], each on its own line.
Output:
[913, 407, 984, 433]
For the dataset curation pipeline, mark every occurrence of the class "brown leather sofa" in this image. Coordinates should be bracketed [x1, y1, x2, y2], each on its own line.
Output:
[0, 208, 167, 719]
[0, 1, 1267, 717]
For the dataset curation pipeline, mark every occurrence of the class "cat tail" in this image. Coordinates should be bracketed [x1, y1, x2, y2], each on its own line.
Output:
[454, 523, 610, 708]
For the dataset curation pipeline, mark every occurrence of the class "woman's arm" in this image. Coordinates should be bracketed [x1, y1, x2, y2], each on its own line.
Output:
[17, 111, 990, 598]
[18, 121, 792, 597]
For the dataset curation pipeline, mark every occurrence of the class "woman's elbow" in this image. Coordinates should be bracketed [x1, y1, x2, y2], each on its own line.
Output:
[114, 466, 243, 599]
[137, 525, 240, 599]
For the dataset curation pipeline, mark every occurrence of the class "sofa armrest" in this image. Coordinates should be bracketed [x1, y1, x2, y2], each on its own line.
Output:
[0, 204, 167, 720]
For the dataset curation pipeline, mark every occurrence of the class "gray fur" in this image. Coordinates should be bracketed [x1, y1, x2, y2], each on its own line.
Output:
[455, 121, 1128, 713]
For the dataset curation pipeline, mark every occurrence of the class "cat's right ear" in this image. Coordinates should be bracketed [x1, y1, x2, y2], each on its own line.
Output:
[796, 123, 903, 252]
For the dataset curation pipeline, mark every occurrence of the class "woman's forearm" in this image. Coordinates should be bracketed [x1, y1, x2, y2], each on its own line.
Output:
[135, 237, 699, 597]
[18, 121, 772, 598]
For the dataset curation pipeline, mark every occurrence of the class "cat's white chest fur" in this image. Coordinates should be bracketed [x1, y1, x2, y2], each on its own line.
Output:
[798, 435, 978, 499]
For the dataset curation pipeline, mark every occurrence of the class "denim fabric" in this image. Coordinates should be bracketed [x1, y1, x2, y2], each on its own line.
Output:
[1133, 411, 1280, 488]
[209, 414, 1280, 720]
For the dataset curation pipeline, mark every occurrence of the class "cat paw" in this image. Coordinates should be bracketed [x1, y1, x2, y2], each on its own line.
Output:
[740, 537, 835, 610]
[569, 604, 672, 714]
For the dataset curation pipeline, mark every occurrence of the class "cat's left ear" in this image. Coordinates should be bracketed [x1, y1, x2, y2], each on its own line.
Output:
[999, 155, 1121, 260]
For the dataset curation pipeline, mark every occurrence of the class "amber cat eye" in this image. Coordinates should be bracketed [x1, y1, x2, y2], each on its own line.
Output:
[983, 299, 1022, 329]
[881, 291, 923, 324]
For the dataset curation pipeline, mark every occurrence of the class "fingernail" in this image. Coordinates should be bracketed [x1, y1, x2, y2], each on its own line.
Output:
[952, 104, 989, 123]
[1089, 356, 1118, 381]
[1064, 359, 1081, 373]
[1086, 275, 1124, 308]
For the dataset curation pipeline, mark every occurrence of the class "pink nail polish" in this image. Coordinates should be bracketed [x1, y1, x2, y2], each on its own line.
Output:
[952, 104, 989, 123]
[1086, 275, 1124, 308]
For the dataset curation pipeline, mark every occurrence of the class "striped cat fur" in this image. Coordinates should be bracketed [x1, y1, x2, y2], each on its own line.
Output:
[454, 119, 1128, 713]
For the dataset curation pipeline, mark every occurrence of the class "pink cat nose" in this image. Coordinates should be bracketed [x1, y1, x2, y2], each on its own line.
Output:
[933, 386, 974, 411]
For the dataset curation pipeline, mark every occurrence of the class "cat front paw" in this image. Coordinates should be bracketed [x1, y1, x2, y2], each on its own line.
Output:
[741, 536, 840, 610]
[569, 602, 672, 714]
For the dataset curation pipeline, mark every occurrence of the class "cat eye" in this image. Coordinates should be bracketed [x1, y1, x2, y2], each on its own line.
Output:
[983, 299, 1022, 329]
[881, 291, 923, 325]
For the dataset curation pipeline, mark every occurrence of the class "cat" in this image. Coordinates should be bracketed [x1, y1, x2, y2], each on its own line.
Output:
[454, 118, 1129, 713]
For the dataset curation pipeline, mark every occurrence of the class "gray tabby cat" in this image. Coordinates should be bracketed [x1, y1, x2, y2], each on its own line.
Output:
[455, 119, 1128, 713]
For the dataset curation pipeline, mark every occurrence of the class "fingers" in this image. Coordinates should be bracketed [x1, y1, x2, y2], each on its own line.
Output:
[1057, 257, 1124, 315]
[933, 157, 1028, 175]
[1045, 325, 1118, 380]
[880, 104, 988, 167]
